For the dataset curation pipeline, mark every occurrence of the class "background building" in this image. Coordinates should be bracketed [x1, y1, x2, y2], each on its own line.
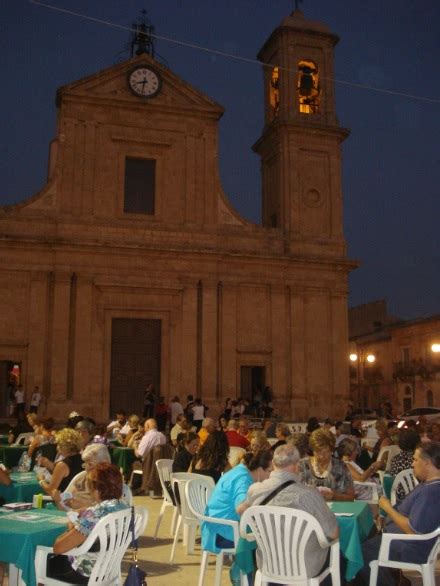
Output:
[349, 300, 440, 414]
[0, 9, 355, 421]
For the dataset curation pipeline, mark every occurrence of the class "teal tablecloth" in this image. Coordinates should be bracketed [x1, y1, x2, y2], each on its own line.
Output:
[111, 446, 136, 478]
[383, 474, 393, 499]
[236, 500, 374, 581]
[0, 508, 67, 586]
[0, 472, 41, 504]
[0, 445, 27, 468]
[0, 435, 9, 445]
[330, 501, 374, 580]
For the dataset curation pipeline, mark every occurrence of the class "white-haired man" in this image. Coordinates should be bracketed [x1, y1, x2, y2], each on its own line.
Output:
[134, 418, 166, 460]
[238, 443, 339, 578]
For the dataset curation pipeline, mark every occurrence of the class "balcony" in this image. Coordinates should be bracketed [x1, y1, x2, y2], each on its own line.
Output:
[392, 358, 439, 382]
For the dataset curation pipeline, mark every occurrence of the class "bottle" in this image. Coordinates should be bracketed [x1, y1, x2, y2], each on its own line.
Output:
[36, 493, 43, 509]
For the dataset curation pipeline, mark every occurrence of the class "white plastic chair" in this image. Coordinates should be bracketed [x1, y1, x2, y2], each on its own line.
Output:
[390, 469, 419, 506]
[154, 458, 177, 539]
[133, 505, 149, 539]
[353, 480, 380, 504]
[377, 445, 401, 473]
[13, 432, 34, 445]
[240, 505, 341, 586]
[186, 487, 245, 586]
[228, 446, 246, 467]
[369, 528, 440, 586]
[122, 483, 133, 505]
[170, 472, 214, 562]
[35, 507, 133, 585]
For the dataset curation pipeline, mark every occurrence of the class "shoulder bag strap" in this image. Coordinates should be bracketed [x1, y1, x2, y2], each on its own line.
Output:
[260, 480, 295, 506]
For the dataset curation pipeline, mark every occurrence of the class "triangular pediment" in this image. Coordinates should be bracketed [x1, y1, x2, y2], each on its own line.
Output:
[57, 55, 224, 116]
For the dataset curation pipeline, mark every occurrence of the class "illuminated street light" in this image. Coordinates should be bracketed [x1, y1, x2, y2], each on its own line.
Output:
[366, 354, 376, 363]
[432, 343, 440, 353]
[349, 353, 358, 362]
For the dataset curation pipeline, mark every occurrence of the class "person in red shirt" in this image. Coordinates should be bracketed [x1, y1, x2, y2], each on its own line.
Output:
[225, 419, 250, 449]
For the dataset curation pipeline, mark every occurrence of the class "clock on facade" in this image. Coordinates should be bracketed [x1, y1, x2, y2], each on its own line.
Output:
[128, 67, 162, 98]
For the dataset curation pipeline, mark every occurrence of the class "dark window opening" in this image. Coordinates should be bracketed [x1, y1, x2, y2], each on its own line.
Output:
[124, 157, 155, 215]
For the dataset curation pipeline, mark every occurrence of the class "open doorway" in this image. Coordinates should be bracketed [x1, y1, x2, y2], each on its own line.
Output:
[240, 366, 265, 405]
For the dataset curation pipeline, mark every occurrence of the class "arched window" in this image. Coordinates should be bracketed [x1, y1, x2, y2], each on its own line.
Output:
[297, 60, 320, 114]
[427, 389, 434, 407]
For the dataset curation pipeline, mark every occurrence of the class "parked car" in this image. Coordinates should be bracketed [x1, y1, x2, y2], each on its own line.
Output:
[398, 407, 440, 423]
[349, 408, 377, 420]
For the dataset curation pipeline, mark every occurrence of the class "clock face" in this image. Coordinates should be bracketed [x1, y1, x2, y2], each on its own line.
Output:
[128, 67, 161, 98]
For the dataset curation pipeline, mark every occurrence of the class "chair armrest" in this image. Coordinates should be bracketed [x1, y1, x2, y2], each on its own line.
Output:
[378, 529, 440, 561]
[201, 514, 240, 545]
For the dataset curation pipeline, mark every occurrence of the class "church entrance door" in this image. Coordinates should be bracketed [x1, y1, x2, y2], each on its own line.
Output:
[110, 318, 161, 417]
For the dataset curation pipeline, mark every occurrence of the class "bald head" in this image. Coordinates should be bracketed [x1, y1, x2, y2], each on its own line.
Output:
[145, 418, 157, 431]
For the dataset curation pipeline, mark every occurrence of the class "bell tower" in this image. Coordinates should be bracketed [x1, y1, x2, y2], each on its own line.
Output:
[254, 8, 349, 257]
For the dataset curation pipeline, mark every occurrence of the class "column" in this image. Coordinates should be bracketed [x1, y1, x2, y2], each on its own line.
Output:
[49, 272, 72, 402]
[181, 283, 198, 394]
[201, 282, 218, 402]
[72, 275, 95, 404]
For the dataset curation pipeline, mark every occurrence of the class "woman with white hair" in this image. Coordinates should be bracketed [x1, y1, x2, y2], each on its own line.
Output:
[52, 443, 111, 510]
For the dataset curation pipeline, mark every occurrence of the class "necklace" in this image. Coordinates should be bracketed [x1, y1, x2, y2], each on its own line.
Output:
[310, 457, 332, 479]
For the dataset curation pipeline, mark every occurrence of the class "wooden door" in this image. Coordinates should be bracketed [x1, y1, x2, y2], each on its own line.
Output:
[110, 319, 161, 417]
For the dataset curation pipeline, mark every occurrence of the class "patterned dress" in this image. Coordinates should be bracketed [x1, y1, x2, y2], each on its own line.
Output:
[69, 499, 129, 576]
[299, 457, 353, 496]
[389, 450, 415, 502]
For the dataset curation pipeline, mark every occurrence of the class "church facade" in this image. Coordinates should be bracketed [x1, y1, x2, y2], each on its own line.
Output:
[0, 10, 355, 421]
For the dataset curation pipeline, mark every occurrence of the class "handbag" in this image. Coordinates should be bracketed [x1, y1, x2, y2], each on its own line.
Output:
[124, 507, 147, 586]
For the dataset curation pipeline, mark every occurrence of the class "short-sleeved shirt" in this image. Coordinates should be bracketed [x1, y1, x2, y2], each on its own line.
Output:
[70, 499, 129, 576]
[390, 450, 415, 502]
[386, 479, 440, 562]
[299, 457, 353, 496]
[201, 463, 253, 553]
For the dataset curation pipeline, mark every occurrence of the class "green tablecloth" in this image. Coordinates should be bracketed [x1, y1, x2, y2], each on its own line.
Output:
[383, 474, 393, 499]
[0, 445, 27, 468]
[111, 446, 137, 478]
[236, 500, 374, 581]
[0, 472, 41, 504]
[0, 507, 67, 586]
[330, 501, 374, 580]
[0, 435, 9, 445]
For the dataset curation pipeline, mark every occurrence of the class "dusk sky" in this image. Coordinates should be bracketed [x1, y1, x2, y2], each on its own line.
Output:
[2, 0, 439, 320]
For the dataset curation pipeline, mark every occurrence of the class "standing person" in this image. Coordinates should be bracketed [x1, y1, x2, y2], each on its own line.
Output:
[143, 383, 155, 419]
[185, 394, 195, 424]
[30, 386, 42, 413]
[14, 384, 25, 416]
[169, 395, 184, 425]
[262, 385, 273, 417]
[192, 398, 205, 431]
[155, 396, 169, 432]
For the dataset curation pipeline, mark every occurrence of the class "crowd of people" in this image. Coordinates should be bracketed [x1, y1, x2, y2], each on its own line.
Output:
[2, 397, 440, 585]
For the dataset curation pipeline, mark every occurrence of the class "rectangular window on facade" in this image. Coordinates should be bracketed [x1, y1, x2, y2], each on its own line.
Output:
[124, 157, 155, 215]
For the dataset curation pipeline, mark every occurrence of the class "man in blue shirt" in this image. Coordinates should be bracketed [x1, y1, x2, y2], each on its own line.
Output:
[355, 442, 440, 586]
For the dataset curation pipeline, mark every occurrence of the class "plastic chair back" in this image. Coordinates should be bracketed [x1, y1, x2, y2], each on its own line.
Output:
[390, 469, 419, 506]
[185, 476, 215, 518]
[240, 505, 340, 584]
[156, 459, 174, 504]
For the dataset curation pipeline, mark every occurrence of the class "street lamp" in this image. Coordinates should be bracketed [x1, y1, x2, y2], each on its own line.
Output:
[349, 350, 376, 408]
[432, 343, 440, 353]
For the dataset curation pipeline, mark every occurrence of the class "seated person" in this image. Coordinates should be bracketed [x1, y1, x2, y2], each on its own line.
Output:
[270, 422, 291, 451]
[106, 411, 127, 438]
[52, 443, 111, 510]
[299, 428, 354, 501]
[389, 428, 420, 503]
[190, 430, 230, 483]
[172, 432, 199, 473]
[170, 414, 189, 447]
[42, 463, 129, 584]
[198, 417, 216, 446]
[28, 417, 55, 458]
[7, 412, 33, 444]
[355, 442, 440, 586]
[225, 419, 249, 449]
[337, 437, 381, 500]
[38, 428, 84, 495]
[249, 430, 271, 453]
[240, 444, 339, 578]
[116, 414, 140, 446]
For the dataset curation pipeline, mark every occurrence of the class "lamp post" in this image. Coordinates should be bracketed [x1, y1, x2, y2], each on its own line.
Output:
[349, 350, 376, 409]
